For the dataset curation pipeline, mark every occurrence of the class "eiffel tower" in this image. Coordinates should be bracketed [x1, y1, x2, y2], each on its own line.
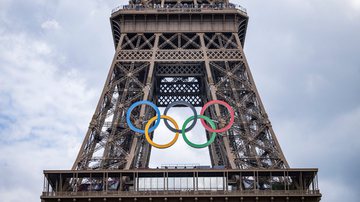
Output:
[41, 1, 321, 201]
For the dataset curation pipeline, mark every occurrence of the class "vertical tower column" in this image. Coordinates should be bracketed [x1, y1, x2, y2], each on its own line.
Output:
[199, 33, 237, 169]
[72, 34, 126, 170]
[125, 33, 160, 169]
[233, 34, 289, 168]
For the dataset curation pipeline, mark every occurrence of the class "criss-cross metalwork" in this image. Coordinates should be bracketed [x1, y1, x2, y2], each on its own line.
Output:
[41, 1, 321, 202]
[72, 3, 289, 171]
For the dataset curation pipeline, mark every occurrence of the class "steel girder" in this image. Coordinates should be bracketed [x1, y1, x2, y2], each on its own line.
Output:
[72, 30, 288, 170]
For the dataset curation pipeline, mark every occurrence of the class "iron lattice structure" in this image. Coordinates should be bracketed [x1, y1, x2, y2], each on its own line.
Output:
[41, 1, 321, 202]
[72, 3, 288, 171]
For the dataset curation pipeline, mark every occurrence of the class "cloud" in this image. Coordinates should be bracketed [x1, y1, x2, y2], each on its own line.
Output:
[239, 0, 360, 201]
[0, 1, 123, 201]
[305, 74, 330, 94]
[0, 25, 96, 202]
[321, 178, 357, 201]
[41, 19, 61, 30]
[349, 0, 360, 10]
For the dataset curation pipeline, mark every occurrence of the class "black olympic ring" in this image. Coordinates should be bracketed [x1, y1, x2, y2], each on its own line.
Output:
[163, 101, 198, 133]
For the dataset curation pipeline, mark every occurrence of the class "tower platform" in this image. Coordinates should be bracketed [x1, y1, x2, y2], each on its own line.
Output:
[41, 168, 321, 202]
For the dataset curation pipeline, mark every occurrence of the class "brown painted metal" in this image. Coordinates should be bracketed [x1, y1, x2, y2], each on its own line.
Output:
[42, 0, 321, 201]
[72, 1, 288, 170]
[41, 169, 321, 202]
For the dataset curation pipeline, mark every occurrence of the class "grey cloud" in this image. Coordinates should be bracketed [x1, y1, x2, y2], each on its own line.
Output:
[236, 0, 360, 201]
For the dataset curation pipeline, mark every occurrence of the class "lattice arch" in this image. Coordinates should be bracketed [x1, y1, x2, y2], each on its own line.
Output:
[121, 33, 156, 50]
[154, 63, 205, 107]
[207, 60, 287, 169]
[158, 33, 201, 49]
[204, 32, 238, 49]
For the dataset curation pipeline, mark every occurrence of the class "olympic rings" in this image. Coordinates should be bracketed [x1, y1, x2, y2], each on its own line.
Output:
[126, 100, 235, 149]
[163, 101, 197, 133]
[145, 115, 179, 149]
[126, 100, 161, 134]
[182, 115, 216, 149]
[200, 100, 235, 133]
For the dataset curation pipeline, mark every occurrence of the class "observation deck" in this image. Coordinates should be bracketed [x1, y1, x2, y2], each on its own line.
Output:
[41, 168, 321, 202]
[109, 2, 248, 49]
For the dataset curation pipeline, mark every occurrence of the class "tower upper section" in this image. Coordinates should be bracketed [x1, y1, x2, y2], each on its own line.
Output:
[110, 0, 248, 49]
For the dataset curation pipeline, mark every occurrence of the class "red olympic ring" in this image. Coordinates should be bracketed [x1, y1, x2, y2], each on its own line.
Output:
[200, 100, 235, 133]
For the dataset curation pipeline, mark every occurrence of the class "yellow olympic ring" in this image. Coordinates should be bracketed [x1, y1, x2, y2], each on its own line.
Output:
[145, 115, 179, 149]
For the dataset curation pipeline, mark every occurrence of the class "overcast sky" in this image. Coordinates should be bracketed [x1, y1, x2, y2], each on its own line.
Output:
[0, 0, 359, 201]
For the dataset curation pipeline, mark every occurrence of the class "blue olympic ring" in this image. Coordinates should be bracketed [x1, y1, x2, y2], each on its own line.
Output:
[126, 100, 161, 134]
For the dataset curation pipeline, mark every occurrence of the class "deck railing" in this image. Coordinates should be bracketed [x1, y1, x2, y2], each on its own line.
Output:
[111, 3, 247, 14]
[42, 190, 321, 197]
